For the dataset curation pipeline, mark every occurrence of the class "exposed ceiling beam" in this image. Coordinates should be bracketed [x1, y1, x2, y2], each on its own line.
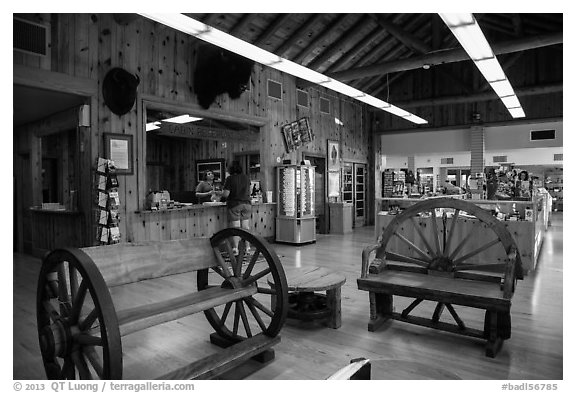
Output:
[307, 14, 370, 70]
[254, 14, 292, 47]
[229, 14, 256, 36]
[370, 14, 431, 53]
[274, 14, 322, 57]
[328, 32, 563, 81]
[393, 82, 562, 108]
[292, 14, 348, 64]
[323, 26, 383, 73]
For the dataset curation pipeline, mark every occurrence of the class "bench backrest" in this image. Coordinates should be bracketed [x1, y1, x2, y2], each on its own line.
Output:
[80, 238, 218, 287]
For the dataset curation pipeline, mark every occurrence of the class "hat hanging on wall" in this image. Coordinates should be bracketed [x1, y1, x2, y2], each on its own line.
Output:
[102, 67, 140, 116]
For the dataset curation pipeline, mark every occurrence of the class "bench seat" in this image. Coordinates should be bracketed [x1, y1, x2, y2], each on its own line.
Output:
[116, 285, 258, 336]
[358, 270, 510, 312]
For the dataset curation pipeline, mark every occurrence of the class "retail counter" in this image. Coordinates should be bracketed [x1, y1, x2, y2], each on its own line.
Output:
[28, 207, 85, 258]
[375, 192, 551, 274]
[130, 202, 276, 242]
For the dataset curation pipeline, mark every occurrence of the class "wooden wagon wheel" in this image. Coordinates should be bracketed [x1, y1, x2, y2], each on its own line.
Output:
[377, 197, 522, 277]
[198, 228, 288, 343]
[37, 248, 122, 380]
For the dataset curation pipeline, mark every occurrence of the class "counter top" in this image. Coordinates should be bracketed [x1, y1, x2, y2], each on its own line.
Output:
[135, 202, 276, 214]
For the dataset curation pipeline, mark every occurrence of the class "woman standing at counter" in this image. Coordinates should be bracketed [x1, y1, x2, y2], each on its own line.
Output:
[195, 170, 216, 203]
[221, 161, 251, 255]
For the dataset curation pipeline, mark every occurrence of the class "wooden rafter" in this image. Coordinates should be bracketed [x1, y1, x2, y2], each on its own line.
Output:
[229, 14, 257, 36]
[292, 14, 348, 64]
[307, 15, 370, 70]
[324, 27, 383, 73]
[254, 14, 292, 47]
[274, 14, 321, 57]
[370, 14, 431, 53]
[328, 32, 562, 81]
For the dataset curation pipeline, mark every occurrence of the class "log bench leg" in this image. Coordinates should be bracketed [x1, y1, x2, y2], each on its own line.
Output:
[368, 292, 393, 332]
[326, 286, 342, 329]
[485, 310, 503, 358]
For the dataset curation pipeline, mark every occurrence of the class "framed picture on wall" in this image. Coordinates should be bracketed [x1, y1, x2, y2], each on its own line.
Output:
[298, 117, 312, 144]
[104, 133, 133, 174]
[327, 140, 340, 171]
[196, 159, 226, 184]
[281, 123, 295, 152]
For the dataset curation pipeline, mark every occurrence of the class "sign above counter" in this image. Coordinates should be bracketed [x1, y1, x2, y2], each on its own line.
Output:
[150, 122, 259, 143]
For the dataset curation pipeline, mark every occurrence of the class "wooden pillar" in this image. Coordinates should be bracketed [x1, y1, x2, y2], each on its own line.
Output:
[30, 135, 42, 206]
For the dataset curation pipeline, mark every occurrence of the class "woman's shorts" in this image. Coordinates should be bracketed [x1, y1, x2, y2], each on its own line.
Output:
[228, 203, 252, 221]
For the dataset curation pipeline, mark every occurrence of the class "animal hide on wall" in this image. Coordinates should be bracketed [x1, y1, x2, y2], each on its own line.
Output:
[194, 44, 254, 109]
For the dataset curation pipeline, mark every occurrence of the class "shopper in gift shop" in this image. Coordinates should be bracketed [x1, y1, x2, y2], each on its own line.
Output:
[221, 161, 252, 255]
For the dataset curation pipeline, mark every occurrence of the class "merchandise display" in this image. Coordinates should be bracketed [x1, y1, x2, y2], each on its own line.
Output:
[276, 164, 316, 244]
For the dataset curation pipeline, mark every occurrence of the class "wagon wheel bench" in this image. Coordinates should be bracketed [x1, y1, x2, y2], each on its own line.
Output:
[268, 266, 346, 329]
[36, 228, 288, 379]
[357, 197, 523, 358]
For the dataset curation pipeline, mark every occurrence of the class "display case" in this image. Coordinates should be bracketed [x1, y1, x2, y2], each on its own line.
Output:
[276, 165, 316, 244]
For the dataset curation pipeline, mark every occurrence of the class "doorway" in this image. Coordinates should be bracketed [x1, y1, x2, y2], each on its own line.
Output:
[303, 154, 328, 234]
[354, 163, 366, 227]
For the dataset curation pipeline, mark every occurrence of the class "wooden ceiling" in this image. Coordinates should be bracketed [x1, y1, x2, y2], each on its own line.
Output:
[186, 13, 563, 111]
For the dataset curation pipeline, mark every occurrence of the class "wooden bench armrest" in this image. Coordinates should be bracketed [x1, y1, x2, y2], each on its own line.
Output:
[361, 244, 380, 278]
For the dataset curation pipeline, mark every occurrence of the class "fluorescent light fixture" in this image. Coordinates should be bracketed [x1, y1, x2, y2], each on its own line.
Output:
[507, 107, 526, 118]
[490, 79, 515, 97]
[335, 118, 344, 126]
[146, 121, 161, 132]
[439, 13, 525, 119]
[163, 114, 203, 123]
[139, 13, 427, 125]
[500, 95, 521, 108]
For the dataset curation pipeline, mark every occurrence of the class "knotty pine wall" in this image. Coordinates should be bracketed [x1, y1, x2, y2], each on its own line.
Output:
[14, 13, 371, 244]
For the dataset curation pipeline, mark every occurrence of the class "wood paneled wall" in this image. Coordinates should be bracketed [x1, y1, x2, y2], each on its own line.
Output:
[14, 13, 372, 245]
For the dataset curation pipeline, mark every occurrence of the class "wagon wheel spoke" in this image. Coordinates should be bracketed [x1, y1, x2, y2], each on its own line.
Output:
[79, 308, 99, 331]
[70, 280, 88, 323]
[83, 347, 104, 379]
[57, 264, 71, 315]
[393, 232, 432, 263]
[237, 301, 252, 337]
[429, 209, 442, 256]
[385, 251, 430, 268]
[244, 298, 268, 331]
[234, 242, 247, 277]
[212, 246, 232, 279]
[448, 222, 481, 261]
[443, 209, 460, 258]
[453, 238, 502, 265]
[409, 217, 438, 259]
[62, 356, 76, 379]
[217, 302, 234, 329]
[242, 250, 261, 279]
[242, 268, 271, 286]
[75, 333, 103, 347]
[210, 266, 228, 280]
[69, 265, 80, 303]
[232, 304, 240, 336]
[71, 350, 92, 380]
[246, 296, 274, 318]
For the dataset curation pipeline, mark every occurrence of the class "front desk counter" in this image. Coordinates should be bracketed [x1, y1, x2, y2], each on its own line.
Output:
[131, 202, 276, 242]
[375, 193, 551, 275]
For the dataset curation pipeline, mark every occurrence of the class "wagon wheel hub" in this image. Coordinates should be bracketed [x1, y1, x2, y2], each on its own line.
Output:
[429, 256, 454, 272]
[39, 319, 70, 358]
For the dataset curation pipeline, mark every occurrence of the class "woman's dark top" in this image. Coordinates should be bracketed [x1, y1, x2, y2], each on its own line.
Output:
[223, 174, 251, 208]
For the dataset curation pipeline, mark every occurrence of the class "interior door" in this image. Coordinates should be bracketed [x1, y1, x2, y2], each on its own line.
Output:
[354, 163, 366, 227]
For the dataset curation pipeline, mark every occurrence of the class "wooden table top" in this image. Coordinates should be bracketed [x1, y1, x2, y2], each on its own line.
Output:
[270, 266, 346, 291]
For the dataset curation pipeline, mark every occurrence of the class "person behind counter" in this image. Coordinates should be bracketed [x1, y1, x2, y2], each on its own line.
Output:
[195, 170, 217, 203]
[220, 161, 251, 255]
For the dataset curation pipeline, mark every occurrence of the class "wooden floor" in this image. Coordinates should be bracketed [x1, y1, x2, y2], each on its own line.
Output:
[13, 213, 563, 380]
